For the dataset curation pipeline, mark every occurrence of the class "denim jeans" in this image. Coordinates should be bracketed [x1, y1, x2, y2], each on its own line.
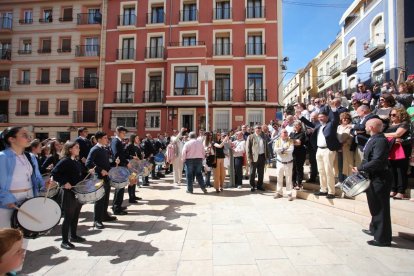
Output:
[185, 158, 206, 192]
[205, 170, 212, 187]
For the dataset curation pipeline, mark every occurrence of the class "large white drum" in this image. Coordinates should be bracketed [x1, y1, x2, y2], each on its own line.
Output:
[341, 173, 371, 197]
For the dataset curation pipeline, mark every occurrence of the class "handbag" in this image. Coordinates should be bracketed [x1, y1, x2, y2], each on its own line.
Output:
[387, 137, 406, 160]
[206, 154, 216, 168]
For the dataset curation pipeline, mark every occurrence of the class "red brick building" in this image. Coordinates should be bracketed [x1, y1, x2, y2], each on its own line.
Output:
[103, 0, 282, 136]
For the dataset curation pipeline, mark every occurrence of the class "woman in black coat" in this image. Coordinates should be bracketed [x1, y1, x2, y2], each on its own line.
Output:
[125, 134, 143, 202]
[289, 121, 307, 190]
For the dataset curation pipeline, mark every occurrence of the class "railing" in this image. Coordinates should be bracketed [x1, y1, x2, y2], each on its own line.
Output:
[56, 79, 70, 84]
[74, 77, 99, 89]
[57, 48, 71, 53]
[213, 43, 232, 56]
[169, 41, 205, 47]
[145, 47, 164, 59]
[15, 111, 29, 116]
[0, 78, 10, 91]
[213, 89, 232, 101]
[35, 111, 49, 116]
[317, 77, 324, 86]
[174, 88, 198, 96]
[77, 13, 102, 25]
[36, 79, 50, 84]
[143, 90, 164, 103]
[18, 49, 32, 55]
[329, 62, 340, 76]
[341, 54, 357, 71]
[180, 9, 198, 22]
[245, 89, 267, 101]
[16, 80, 30, 85]
[0, 113, 8, 123]
[213, 7, 232, 20]
[39, 17, 53, 23]
[146, 12, 165, 24]
[246, 43, 265, 55]
[245, 6, 265, 19]
[37, 48, 51, 54]
[0, 17, 12, 30]
[73, 111, 97, 123]
[75, 45, 100, 57]
[55, 111, 69, 116]
[364, 33, 386, 57]
[59, 17, 73, 22]
[117, 48, 135, 60]
[118, 14, 136, 26]
[0, 49, 11, 60]
[19, 18, 33, 24]
[114, 91, 134, 103]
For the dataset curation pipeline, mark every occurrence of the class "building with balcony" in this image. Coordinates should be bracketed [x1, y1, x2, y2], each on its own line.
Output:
[299, 59, 318, 104]
[315, 36, 343, 98]
[0, 0, 104, 141]
[103, 0, 282, 135]
[282, 71, 301, 106]
[340, 0, 413, 92]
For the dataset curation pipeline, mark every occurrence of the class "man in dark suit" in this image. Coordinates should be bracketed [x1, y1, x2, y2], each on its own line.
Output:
[75, 127, 92, 175]
[353, 118, 391, 247]
[110, 126, 129, 215]
[300, 111, 320, 183]
[142, 133, 159, 185]
[86, 131, 116, 229]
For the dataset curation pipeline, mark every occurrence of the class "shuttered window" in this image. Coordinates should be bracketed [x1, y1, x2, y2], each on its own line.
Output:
[145, 111, 161, 129]
[247, 110, 263, 127]
[214, 110, 230, 132]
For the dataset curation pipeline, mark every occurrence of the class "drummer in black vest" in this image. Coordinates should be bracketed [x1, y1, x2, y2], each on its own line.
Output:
[75, 127, 92, 175]
[353, 118, 392, 247]
[110, 126, 129, 215]
[86, 131, 116, 229]
[51, 142, 94, 250]
[126, 134, 143, 203]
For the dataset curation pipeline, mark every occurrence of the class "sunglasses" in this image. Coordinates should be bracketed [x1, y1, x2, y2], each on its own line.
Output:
[379, 99, 385, 101]
[390, 113, 397, 117]
[358, 86, 364, 88]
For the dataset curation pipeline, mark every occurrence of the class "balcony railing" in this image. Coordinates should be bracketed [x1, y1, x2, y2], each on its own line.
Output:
[246, 6, 265, 19]
[341, 54, 357, 73]
[15, 111, 29, 116]
[245, 89, 267, 102]
[0, 49, 11, 60]
[246, 43, 265, 55]
[174, 88, 197, 96]
[75, 45, 100, 57]
[0, 17, 12, 30]
[35, 111, 49, 116]
[213, 89, 232, 101]
[143, 90, 164, 103]
[213, 7, 232, 20]
[169, 41, 205, 47]
[145, 47, 164, 59]
[77, 13, 102, 25]
[0, 113, 8, 123]
[329, 62, 340, 77]
[118, 14, 136, 26]
[317, 77, 324, 87]
[114, 91, 134, 103]
[146, 12, 165, 24]
[36, 79, 50, 84]
[55, 111, 69, 116]
[180, 9, 198, 22]
[117, 48, 135, 60]
[39, 17, 53, 23]
[59, 17, 73, 22]
[213, 43, 232, 56]
[56, 79, 70, 84]
[16, 80, 30, 85]
[74, 77, 99, 89]
[37, 48, 51, 54]
[73, 111, 97, 123]
[18, 49, 32, 55]
[0, 78, 10, 91]
[19, 18, 33, 24]
[364, 33, 386, 58]
[57, 47, 71, 53]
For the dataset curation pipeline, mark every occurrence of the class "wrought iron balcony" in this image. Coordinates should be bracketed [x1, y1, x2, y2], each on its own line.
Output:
[57, 48, 72, 53]
[0, 78, 10, 91]
[329, 62, 340, 77]
[213, 7, 232, 20]
[169, 41, 205, 47]
[77, 13, 102, 25]
[341, 54, 357, 73]
[246, 6, 265, 19]
[75, 45, 100, 57]
[0, 49, 11, 60]
[35, 111, 49, 116]
[245, 89, 267, 102]
[146, 12, 165, 24]
[213, 89, 232, 101]
[118, 14, 136, 26]
[145, 47, 164, 59]
[364, 33, 386, 58]
[117, 48, 135, 60]
[39, 17, 53, 23]
[55, 111, 69, 116]
[15, 111, 29, 116]
[18, 49, 32, 55]
[37, 48, 51, 54]
[59, 17, 73, 22]
[180, 9, 198, 22]
[143, 90, 164, 103]
[74, 77, 98, 89]
[317, 77, 324, 87]
[246, 43, 265, 55]
[213, 43, 232, 56]
[56, 79, 70, 84]
[73, 111, 97, 123]
[19, 18, 33, 24]
[16, 80, 30, 85]
[114, 91, 134, 103]
[36, 79, 50, 84]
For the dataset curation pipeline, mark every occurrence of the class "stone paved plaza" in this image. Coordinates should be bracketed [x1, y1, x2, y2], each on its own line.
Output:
[22, 175, 414, 276]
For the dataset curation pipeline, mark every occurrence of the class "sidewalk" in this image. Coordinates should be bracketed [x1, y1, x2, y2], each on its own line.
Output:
[22, 174, 414, 275]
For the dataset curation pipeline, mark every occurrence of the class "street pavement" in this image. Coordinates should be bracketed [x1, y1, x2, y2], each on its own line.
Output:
[22, 174, 414, 275]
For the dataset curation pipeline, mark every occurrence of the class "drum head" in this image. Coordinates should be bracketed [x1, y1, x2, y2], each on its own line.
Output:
[74, 179, 103, 194]
[154, 153, 165, 163]
[129, 159, 144, 174]
[17, 197, 61, 232]
[108, 167, 131, 182]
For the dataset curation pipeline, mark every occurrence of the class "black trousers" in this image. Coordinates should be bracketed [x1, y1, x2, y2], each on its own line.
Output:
[112, 187, 125, 212]
[292, 148, 306, 185]
[366, 176, 392, 244]
[249, 154, 266, 188]
[308, 146, 318, 180]
[61, 189, 82, 242]
[94, 177, 110, 223]
[128, 185, 136, 199]
[389, 158, 409, 194]
[234, 157, 244, 187]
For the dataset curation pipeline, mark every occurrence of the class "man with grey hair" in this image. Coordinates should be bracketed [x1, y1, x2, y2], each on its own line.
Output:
[181, 132, 208, 194]
[246, 125, 269, 191]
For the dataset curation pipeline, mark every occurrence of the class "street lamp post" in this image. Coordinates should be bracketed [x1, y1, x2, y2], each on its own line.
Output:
[205, 72, 209, 132]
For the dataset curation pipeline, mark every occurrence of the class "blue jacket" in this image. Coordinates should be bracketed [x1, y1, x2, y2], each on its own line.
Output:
[0, 148, 44, 208]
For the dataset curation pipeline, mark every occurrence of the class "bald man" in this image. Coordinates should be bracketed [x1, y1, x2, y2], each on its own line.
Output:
[353, 118, 391, 247]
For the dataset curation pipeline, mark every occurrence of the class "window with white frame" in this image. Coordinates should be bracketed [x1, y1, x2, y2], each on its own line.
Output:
[111, 111, 137, 129]
[372, 62, 384, 83]
[145, 111, 161, 129]
[247, 110, 263, 127]
[348, 39, 356, 57]
[371, 15, 384, 45]
[214, 110, 230, 132]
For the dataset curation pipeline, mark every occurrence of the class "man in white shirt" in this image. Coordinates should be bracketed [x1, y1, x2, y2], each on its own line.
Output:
[246, 125, 269, 191]
[232, 131, 246, 189]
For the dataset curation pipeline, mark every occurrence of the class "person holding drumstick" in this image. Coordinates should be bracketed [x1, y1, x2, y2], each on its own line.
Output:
[51, 142, 94, 250]
[0, 127, 44, 228]
[126, 134, 143, 203]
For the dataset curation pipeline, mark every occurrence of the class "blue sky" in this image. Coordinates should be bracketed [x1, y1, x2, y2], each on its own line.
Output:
[282, 0, 355, 81]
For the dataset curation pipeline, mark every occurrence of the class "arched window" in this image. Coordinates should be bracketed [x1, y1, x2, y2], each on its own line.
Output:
[371, 15, 384, 45]
[372, 61, 384, 83]
[347, 39, 356, 57]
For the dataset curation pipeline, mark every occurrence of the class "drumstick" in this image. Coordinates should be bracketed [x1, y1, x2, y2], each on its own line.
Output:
[44, 176, 53, 203]
[14, 206, 41, 223]
[82, 166, 97, 181]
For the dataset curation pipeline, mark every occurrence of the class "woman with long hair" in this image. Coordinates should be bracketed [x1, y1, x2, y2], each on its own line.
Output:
[374, 92, 396, 129]
[203, 132, 214, 188]
[213, 132, 228, 192]
[40, 140, 62, 174]
[289, 121, 307, 190]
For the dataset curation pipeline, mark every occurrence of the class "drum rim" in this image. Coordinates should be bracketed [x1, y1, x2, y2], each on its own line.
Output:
[73, 182, 104, 194]
[75, 186, 105, 203]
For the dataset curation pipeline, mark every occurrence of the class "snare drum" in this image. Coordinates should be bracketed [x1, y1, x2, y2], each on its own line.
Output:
[38, 174, 60, 198]
[11, 197, 61, 239]
[341, 173, 371, 197]
[129, 159, 144, 175]
[73, 179, 105, 204]
[154, 152, 165, 165]
[108, 166, 131, 189]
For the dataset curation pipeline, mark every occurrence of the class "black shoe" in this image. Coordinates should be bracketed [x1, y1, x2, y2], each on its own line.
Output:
[186, 190, 193, 194]
[61, 241, 75, 250]
[362, 229, 373, 236]
[367, 240, 391, 247]
[113, 210, 128, 215]
[134, 196, 142, 200]
[152, 176, 160, 180]
[314, 191, 328, 196]
[257, 186, 265, 191]
[201, 188, 208, 194]
[94, 221, 105, 229]
[102, 216, 117, 222]
[129, 199, 138, 203]
[251, 187, 256, 192]
[326, 194, 335, 199]
[70, 235, 86, 243]
[142, 183, 150, 186]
